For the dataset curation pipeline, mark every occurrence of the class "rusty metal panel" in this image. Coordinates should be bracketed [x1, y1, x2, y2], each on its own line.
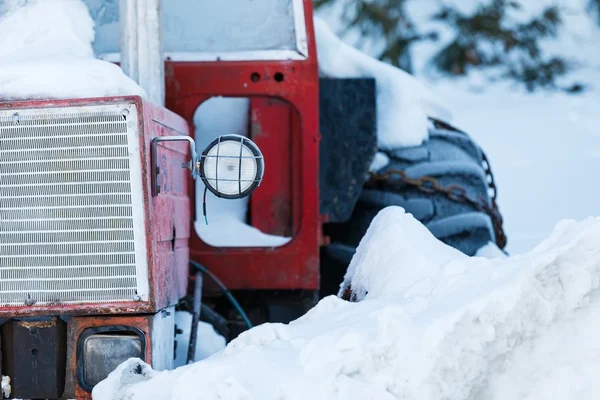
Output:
[140, 99, 192, 310]
[1, 317, 67, 399]
[65, 314, 152, 399]
[0, 96, 191, 316]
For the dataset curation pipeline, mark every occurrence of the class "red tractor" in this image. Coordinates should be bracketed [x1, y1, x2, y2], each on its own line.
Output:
[0, 1, 503, 398]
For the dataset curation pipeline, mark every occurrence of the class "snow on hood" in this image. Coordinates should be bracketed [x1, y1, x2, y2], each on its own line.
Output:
[94, 206, 600, 400]
[0, 0, 145, 100]
[314, 17, 451, 149]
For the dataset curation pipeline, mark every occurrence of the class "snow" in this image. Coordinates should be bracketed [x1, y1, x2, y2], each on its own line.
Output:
[1, 376, 10, 398]
[314, 17, 451, 149]
[193, 97, 291, 248]
[369, 151, 390, 172]
[474, 242, 508, 259]
[95, 206, 600, 400]
[0, 0, 145, 100]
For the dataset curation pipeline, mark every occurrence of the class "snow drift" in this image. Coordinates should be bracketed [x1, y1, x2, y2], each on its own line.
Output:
[95, 206, 600, 400]
[0, 0, 145, 100]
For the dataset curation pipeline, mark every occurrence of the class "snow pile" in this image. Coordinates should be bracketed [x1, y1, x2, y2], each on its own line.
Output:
[0, 0, 145, 100]
[95, 206, 600, 400]
[314, 18, 451, 149]
[193, 97, 290, 247]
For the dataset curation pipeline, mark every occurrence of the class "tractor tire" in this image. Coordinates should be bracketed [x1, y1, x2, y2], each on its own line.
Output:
[321, 123, 501, 296]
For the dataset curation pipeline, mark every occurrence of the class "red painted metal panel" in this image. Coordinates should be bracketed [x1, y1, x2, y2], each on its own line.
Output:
[165, 0, 322, 291]
[249, 97, 294, 237]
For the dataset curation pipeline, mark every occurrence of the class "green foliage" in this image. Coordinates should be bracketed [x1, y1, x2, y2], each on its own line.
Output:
[433, 0, 568, 90]
[315, 0, 435, 72]
[314, 0, 587, 92]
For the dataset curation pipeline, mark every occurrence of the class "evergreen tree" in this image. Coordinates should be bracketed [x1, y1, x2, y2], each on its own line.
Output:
[314, 0, 585, 91]
[589, 0, 600, 24]
[314, 0, 435, 72]
[433, 0, 571, 91]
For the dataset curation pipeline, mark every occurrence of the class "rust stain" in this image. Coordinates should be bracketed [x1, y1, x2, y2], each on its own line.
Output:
[18, 320, 55, 329]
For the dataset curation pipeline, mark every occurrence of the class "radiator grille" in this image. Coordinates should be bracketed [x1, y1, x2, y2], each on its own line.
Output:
[0, 105, 148, 306]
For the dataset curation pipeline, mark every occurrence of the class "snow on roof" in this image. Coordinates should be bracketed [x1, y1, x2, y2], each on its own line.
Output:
[94, 206, 600, 400]
[314, 17, 452, 149]
[0, 0, 145, 101]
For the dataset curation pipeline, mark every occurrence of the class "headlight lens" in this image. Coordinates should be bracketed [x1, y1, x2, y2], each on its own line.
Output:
[82, 333, 143, 388]
[199, 135, 264, 199]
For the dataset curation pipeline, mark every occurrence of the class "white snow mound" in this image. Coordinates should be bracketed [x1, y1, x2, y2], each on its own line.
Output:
[0, 0, 145, 100]
[95, 206, 600, 400]
[314, 17, 451, 149]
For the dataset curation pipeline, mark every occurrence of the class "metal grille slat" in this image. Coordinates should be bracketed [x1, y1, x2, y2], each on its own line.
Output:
[0, 106, 145, 305]
[0, 253, 136, 268]
[0, 158, 130, 174]
[0, 265, 137, 279]
[0, 182, 132, 197]
[0, 230, 134, 244]
[2, 218, 133, 232]
[0, 194, 132, 208]
[0, 134, 128, 151]
[0, 206, 133, 220]
[0, 146, 129, 162]
[0, 170, 130, 185]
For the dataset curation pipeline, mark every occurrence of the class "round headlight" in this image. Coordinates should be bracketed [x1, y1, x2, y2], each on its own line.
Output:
[199, 135, 264, 199]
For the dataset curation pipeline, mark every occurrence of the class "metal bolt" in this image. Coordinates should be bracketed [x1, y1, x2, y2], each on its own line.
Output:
[133, 295, 141, 302]
[121, 108, 130, 117]
[12, 113, 19, 123]
[25, 298, 34, 306]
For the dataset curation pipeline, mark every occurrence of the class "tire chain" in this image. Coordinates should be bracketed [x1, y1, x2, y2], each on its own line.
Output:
[368, 149, 507, 249]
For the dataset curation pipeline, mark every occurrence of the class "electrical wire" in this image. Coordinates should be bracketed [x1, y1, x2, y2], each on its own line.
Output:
[189, 260, 253, 330]
[203, 186, 208, 225]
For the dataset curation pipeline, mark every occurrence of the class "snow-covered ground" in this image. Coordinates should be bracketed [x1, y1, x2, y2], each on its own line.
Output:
[435, 81, 600, 254]
[95, 207, 600, 400]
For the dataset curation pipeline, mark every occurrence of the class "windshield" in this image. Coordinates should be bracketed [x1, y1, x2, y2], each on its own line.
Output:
[84, 0, 307, 60]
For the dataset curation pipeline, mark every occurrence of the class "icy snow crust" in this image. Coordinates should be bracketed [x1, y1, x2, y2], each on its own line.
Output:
[0, 0, 145, 100]
[95, 206, 600, 400]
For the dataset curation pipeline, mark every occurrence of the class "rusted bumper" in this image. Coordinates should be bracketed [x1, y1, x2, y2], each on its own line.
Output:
[0, 310, 174, 400]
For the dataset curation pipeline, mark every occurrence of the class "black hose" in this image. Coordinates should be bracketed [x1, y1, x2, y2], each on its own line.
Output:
[190, 260, 253, 330]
